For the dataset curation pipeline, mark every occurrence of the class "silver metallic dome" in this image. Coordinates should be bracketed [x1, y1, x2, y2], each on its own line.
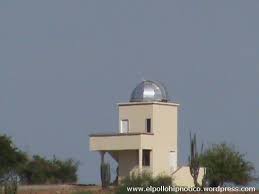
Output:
[130, 80, 169, 102]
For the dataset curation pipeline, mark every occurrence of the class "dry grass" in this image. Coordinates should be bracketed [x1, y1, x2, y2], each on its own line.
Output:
[16, 185, 258, 194]
[17, 185, 103, 194]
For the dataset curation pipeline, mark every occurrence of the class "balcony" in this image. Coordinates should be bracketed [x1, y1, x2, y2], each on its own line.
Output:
[89, 132, 154, 151]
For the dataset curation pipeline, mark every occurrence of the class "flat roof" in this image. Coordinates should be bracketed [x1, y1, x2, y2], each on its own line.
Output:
[117, 101, 180, 107]
[89, 132, 154, 137]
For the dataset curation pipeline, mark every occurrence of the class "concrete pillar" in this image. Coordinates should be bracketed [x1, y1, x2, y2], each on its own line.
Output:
[138, 148, 143, 173]
[100, 151, 105, 164]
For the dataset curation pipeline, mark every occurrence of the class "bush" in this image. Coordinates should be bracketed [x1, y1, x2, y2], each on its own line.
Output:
[116, 172, 173, 194]
[199, 143, 257, 186]
[0, 133, 79, 185]
[20, 155, 78, 184]
[150, 175, 172, 187]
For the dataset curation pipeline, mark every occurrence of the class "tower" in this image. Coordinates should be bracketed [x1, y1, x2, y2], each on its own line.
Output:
[90, 80, 179, 179]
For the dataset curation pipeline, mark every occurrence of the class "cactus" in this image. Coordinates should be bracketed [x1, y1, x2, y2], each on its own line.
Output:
[188, 132, 203, 187]
[100, 162, 111, 189]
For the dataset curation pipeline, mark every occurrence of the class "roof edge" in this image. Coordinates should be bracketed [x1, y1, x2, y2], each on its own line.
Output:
[117, 101, 180, 107]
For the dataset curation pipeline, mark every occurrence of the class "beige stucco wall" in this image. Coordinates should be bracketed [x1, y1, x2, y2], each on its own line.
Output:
[117, 150, 153, 181]
[118, 104, 153, 133]
[152, 104, 178, 176]
[118, 150, 138, 177]
[90, 134, 154, 151]
[172, 166, 205, 187]
[118, 102, 179, 177]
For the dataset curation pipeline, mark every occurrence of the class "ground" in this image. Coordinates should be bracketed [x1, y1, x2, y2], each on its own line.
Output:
[16, 184, 259, 194]
[17, 185, 111, 194]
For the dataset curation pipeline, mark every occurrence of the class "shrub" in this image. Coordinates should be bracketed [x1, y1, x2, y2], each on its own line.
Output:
[0, 133, 79, 185]
[150, 175, 172, 187]
[20, 155, 78, 184]
[116, 172, 173, 194]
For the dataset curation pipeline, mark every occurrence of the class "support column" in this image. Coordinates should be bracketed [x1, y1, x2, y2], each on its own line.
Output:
[138, 148, 143, 173]
[100, 151, 105, 164]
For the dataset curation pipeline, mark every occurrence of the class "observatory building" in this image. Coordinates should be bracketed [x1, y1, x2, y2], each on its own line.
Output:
[89, 80, 204, 186]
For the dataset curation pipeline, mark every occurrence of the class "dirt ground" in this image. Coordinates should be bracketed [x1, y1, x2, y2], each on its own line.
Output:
[16, 185, 259, 194]
[17, 184, 106, 194]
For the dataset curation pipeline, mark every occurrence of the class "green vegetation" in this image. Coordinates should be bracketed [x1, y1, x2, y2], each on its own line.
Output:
[200, 143, 257, 186]
[0, 134, 27, 194]
[0, 133, 78, 188]
[116, 172, 172, 194]
[2, 130, 257, 193]
[100, 162, 111, 189]
[1, 171, 18, 194]
[20, 155, 78, 184]
[188, 132, 203, 187]
[100, 153, 111, 189]
[0, 134, 27, 180]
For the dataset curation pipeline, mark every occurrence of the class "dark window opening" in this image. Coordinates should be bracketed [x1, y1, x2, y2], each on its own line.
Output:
[142, 150, 151, 166]
[146, 118, 151, 133]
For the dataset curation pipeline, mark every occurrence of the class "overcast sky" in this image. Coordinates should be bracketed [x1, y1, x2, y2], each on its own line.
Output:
[0, 1, 258, 185]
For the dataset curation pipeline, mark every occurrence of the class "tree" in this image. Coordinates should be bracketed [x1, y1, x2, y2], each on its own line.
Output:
[199, 143, 257, 186]
[0, 134, 27, 181]
[0, 133, 79, 185]
[51, 156, 78, 183]
[20, 155, 78, 184]
[0, 134, 27, 194]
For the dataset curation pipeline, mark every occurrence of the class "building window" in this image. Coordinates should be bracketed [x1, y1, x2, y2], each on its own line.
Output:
[142, 150, 151, 166]
[146, 118, 151, 133]
[120, 119, 129, 133]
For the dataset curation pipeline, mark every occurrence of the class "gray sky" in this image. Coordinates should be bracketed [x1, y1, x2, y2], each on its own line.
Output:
[0, 0, 258, 185]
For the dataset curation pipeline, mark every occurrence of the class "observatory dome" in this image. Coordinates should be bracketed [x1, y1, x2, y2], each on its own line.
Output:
[130, 80, 169, 102]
